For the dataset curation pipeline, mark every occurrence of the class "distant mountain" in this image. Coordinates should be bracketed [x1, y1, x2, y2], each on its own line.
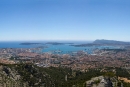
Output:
[93, 39, 130, 45]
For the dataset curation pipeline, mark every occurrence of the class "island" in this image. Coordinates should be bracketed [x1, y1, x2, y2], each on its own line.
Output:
[46, 42, 74, 45]
[20, 43, 42, 45]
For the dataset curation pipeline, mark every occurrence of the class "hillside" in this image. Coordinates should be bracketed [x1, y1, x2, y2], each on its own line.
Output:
[1, 63, 130, 87]
[0, 63, 104, 87]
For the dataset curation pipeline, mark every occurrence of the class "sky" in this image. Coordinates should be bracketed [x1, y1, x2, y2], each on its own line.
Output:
[0, 0, 130, 41]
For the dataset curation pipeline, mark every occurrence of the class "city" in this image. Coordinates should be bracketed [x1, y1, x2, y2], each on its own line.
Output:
[0, 40, 130, 86]
[1, 0, 130, 87]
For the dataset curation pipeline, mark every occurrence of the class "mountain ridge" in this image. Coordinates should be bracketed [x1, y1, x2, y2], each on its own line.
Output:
[93, 39, 130, 45]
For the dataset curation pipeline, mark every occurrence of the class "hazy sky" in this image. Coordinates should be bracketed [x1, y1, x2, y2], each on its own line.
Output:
[0, 0, 130, 41]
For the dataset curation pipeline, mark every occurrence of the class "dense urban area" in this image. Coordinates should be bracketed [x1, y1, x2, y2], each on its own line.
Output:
[1, 40, 130, 87]
[1, 0, 130, 86]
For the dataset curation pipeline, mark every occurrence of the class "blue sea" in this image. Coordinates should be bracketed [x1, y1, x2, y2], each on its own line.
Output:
[0, 41, 119, 54]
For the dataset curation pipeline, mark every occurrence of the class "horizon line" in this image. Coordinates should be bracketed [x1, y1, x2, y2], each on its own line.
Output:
[0, 39, 130, 42]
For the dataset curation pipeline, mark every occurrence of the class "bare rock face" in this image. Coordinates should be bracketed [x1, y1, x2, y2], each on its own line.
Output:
[0, 65, 28, 87]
